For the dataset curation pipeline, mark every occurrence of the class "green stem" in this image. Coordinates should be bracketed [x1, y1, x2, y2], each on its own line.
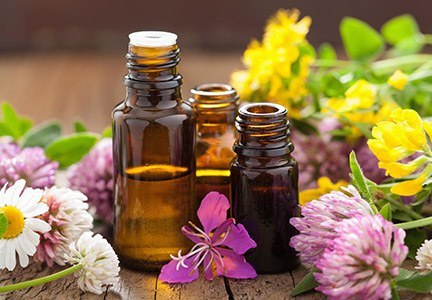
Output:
[312, 59, 353, 68]
[371, 54, 432, 75]
[384, 197, 423, 220]
[396, 216, 432, 230]
[0, 264, 82, 293]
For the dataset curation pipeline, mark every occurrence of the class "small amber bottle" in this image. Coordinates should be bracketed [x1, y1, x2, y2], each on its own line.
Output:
[112, 31, 196, 270]
[231, 103, 299, 274]
[188, 83, 238, 201]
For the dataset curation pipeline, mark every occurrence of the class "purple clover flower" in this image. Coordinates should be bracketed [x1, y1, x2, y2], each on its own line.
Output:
[67, 138, 113, 223]
[0, 142, 58, 188]
[315, 215, 408, 300]
[289, 185, 373, 266]
[159, 192, 257, 283]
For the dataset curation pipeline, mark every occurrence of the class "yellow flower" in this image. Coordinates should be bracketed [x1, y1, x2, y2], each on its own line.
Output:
[388, 70, 409, 91]
[299, 177, 348, 205]
[325, 80, 376, 113]
[231, 9, 313, 118]
[391, 171, 428, 196]
[379, 156, 428, 178]
[368, 108, 432, 196]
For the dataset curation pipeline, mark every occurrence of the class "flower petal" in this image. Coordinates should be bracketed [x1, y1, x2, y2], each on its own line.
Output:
[221, 223, 257, 255]
[197, 192, 229, 234]
[216, 248, 257, 279]
[159, 256, 200, 283]
[211, 219, 257, 255]
[26, 218, 51, 233]
[181, 226, 206, 244]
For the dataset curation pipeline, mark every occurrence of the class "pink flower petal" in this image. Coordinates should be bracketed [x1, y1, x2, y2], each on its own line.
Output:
[181, 226, 205, 244]
[159, 257, 200, 283]
[197, 192, 229, 234]
[203, 255, 214, 281]
[221, 223, 257, 255]
[216, 248, 257, 279]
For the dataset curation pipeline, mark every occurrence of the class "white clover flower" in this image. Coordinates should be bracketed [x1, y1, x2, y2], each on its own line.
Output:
[65, 232, 120, 294]
[0, 179, 51, 271]
[416, 239, 432, 273]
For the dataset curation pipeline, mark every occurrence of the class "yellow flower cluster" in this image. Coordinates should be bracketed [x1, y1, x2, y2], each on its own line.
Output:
[231, 9, 314, 118]
[388, 70, 409, 91]
[368, 108, 432, 196]
[323, 79, 399, 141]
[299, 177, 348, 205]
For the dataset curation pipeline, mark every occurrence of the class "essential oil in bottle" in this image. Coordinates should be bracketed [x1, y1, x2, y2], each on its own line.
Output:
[230, 103, 299, 274]
[112, 31, 196, 270]
[187, 83, 238, 202]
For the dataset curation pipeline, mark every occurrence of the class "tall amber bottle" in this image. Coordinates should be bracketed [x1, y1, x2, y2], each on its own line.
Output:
[112, 31, 196, 270]
[231, 103, 299, 274]
[188, 83, 238, 201]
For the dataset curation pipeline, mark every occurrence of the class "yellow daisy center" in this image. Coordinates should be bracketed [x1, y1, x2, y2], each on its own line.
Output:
[0, 206, 25, 239]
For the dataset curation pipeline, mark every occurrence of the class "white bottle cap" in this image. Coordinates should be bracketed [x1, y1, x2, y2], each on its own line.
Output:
[128, 31, 178, 47]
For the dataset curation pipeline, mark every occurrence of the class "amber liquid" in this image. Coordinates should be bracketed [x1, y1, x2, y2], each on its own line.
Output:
[196, 169, 230, 201]
[115, 165, 194, 270]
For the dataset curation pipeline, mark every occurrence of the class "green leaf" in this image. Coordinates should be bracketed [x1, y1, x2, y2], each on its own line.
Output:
[349, 151, 375, 211]
[290, 270, 318, 297]
[290, 119, 318, 135]
[74, 121, 87, 133]
[0, 103, 33, 140]
[22, 121, 62, 148]
[405, 229, 427, 259]
[381, 14, 420, 45]
[340, 17, 384, 61]
[45, 133, 98, 168]
[318, 43, 337, 60]
[101, 126, 112, 138]
[391, 35, 424, 56]
[379, 203, 392, 221]
[0, 212, 8, 239]
[397, 270, 432, 293]
[397, 268, 416, 281]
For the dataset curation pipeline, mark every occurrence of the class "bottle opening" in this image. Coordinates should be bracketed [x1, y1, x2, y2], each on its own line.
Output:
[241, 103, 286, 117]
[191, 83, 236, 97]
[129, 31, 178, 47]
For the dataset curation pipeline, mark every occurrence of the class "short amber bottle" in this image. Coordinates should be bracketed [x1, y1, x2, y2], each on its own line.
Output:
[112, 31, 196, 270]
[188, 83, 238, 201]
[230, 103, 299, 274]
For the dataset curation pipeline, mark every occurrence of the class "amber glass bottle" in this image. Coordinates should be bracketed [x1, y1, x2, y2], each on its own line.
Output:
[188, 83, 238, 201]
[112, 31, 196, 270]
[231, 103, 299, 274]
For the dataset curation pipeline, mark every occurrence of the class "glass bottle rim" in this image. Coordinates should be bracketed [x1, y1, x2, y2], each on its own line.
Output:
[239, 103, 286, 118]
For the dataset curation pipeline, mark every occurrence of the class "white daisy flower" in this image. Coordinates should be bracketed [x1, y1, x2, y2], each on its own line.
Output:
[0, 179, 51, 271]
[65, 232, 120, 295]
[35, 187, 94, 266]
[416, 239, 432, 273]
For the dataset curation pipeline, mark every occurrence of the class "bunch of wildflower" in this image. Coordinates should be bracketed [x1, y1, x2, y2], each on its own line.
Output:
[323, 79, 399, 141]
[367, 108, 432, 196]
[230, 9, 314, 118]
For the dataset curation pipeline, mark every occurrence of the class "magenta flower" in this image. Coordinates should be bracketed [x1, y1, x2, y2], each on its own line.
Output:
[0, 142, 58, 188]
[159, 192, 257, 283]
[67, 138, 113, 223]
[315, 215, 408, 300]
[289, 185, 373, 266]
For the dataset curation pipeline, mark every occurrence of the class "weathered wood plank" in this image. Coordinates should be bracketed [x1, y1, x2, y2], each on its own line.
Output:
[228, 271, 294, 300]
[156, 275, 228, 299]
[104, 268, 157, 300]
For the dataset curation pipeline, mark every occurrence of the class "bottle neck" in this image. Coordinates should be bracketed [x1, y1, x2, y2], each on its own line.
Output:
[124, 43, 182, 108]
[188, 83, 238, 125]
[234, 103, 294, 158]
